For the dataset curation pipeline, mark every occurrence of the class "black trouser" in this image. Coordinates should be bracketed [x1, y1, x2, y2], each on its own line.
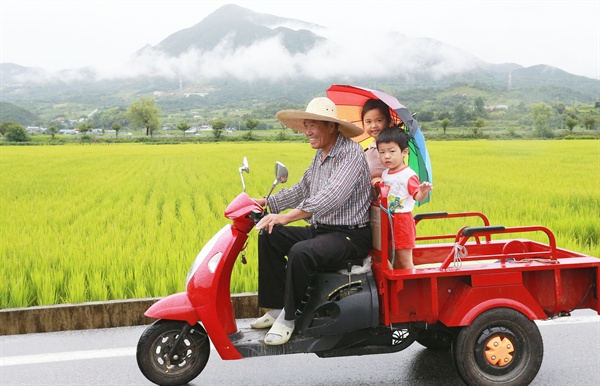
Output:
[257, 223, 372, 321]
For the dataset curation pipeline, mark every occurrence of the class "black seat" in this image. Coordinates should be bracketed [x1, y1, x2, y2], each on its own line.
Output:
[319, 258, 364, 272]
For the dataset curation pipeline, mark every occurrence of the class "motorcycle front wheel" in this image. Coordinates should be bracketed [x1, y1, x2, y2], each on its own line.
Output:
[136, 319, 210, 386]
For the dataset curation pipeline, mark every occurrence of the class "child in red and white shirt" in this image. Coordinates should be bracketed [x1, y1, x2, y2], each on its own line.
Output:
[372, 127, 432, 269]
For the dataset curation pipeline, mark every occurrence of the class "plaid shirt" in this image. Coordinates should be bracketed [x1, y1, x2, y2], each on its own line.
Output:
[268, 134, 371, 226]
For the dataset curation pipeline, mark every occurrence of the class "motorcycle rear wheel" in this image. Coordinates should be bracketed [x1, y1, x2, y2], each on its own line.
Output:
[137, 319, 210, 386]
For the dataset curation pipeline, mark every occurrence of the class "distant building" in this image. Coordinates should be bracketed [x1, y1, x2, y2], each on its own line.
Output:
[184, 93, 208, 97]
[26, 126, 47, 133]
[484, 105, 509, 111]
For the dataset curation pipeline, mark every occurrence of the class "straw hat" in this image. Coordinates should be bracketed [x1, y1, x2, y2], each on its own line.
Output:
[276, 97, 363, 138]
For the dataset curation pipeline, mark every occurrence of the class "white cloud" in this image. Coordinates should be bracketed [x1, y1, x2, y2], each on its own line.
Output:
[2, 1, 598, 81]
[70, 24, 485, 84]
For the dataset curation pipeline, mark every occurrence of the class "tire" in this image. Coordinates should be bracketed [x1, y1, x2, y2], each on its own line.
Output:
[416, 328, 453, 350]
[136, 320, 210, 386]
[452, 307, 543, 386]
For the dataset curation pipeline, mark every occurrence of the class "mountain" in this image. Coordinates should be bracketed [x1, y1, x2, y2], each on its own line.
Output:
[149, 4, 324, 56]
[1, 3, 598, 120]
[0, 101, 40, 125]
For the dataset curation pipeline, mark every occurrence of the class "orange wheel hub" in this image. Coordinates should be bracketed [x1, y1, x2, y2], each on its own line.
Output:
[484, 336, 514, 367]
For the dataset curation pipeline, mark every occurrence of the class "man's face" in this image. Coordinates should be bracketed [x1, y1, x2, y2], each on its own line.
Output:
[303, 120, 337, 151]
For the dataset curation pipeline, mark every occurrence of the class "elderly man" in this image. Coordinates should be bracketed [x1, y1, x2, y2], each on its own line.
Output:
[251, 97, 372, 345]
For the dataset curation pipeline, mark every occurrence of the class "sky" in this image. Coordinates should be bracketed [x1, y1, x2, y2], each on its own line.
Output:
[1, 0, 599, 81]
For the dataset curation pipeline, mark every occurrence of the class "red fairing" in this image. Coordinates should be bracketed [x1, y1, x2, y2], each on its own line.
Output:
[185, 224, 249, 358]
[144, 292, 198, 326]
[187, 226, 245, 306]
[224, 192, 263, 232]
[225, 192, 262, 220]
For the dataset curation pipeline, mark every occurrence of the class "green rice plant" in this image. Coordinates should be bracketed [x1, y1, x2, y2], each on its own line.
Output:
[0, 140, 598, 308]
[5, 276, 32, 308]
[87, 271, 109, 301]
[65, 271, 87, 304]
[30, 267, 58, 306]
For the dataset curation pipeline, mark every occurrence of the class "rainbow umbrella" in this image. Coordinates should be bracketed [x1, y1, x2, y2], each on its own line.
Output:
[326, 84, 432, 205]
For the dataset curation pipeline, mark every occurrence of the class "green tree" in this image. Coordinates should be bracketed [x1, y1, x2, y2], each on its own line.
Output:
[530, 103, 554, 138]
[245, 118, 259, 130]
[453, 103, 468, 126]
[211, 119, 226, 140]
[565, 116, 578, 132]
[111, 122, 122, 138]
[474, 97, 486, 117]
[276, 123, 288, 141]
[472, 118, 485, 136]
[48, 125, 57, 139]
[437, 111, 451, 120]
[243, 118, 259, 140]
[583, 116, 596, 130]
[3, 122, 30, 142]
[177, 121, 191, 136]
[440, 118, 450, 135]
[0, 121, 13, 136]
[78, 122, 93, 136]
[93, 107, 127, 130]
[554, 102, 566, 115]
[126, 98, 162, 137]
[417, 110, 435, 122]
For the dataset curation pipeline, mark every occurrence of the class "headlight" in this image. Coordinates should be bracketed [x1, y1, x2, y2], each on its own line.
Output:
[207, 252, 223, 273]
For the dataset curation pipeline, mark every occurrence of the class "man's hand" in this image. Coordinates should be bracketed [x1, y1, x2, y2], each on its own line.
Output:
[256, 213, 289, 234]
[252, 197, 267, 207]
[255, 208, 312, 234]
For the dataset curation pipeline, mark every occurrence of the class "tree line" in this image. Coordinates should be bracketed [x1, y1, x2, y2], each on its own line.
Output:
[1, 95, 598, 143]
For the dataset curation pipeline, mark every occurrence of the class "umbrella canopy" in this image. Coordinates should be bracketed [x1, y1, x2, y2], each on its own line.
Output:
[326, 84, 432, 205]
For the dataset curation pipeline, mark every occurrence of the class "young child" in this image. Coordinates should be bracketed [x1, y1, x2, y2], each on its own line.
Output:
[375, 126, 432, 269]
[362, 98, 393, 183]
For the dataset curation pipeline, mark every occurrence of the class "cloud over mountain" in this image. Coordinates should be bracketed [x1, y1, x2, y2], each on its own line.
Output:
[90, 4, 484, 83]
[3, 4, 486, 85]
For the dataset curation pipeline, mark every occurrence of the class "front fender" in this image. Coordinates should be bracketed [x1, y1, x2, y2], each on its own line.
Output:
[144, 292, 199, 326]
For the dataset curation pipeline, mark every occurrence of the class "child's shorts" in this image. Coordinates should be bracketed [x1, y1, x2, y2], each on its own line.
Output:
[391, 212, 416, 249]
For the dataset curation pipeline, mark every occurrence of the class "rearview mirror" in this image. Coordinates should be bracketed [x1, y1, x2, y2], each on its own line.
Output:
[239, 157, 250, 192]
[240, 157, 249, 174]
[264, 161, 288, 204]
[275, 161, 288, 184]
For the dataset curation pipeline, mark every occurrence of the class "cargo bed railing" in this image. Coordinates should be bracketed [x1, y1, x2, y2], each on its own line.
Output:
[414, 211, 492, 243]
[440, 225, 558, 270]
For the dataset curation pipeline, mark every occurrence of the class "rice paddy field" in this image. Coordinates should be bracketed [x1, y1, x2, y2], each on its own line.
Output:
[1, 140, 598, 308]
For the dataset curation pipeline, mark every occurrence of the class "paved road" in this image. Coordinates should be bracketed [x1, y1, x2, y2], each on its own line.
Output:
[1, 312, 598, 386]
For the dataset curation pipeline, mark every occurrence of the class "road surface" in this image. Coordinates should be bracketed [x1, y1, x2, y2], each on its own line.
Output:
[1, 312, 598, 385]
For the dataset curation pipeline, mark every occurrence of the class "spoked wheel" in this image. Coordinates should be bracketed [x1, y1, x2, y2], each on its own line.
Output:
[452, 308, 543, 386]
[136, 320, 210, 386]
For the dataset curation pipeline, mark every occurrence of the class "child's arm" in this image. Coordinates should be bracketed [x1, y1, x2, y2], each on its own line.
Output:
[414, 181, 432, 202]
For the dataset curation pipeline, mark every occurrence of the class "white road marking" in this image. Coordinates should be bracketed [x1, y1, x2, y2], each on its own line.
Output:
[0, 347, 135, 367]
[0, 316, 597, 367]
